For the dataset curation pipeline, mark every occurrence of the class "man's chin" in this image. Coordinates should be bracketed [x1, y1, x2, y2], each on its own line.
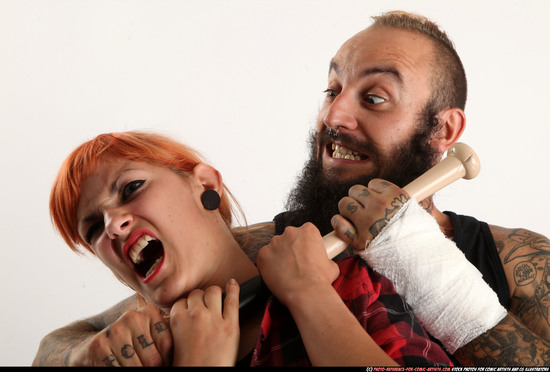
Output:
[321, 165, 376, 187]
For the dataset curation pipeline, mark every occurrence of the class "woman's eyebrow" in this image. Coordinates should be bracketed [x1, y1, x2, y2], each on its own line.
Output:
[79, 167, 142, 227]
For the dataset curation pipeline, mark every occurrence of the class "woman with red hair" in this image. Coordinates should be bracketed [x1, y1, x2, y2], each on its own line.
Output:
[48, 131, 451, 366]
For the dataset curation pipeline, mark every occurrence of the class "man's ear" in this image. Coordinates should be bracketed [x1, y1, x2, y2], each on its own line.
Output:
[431, 108, 466, 152]
[193, 163, 223, 197]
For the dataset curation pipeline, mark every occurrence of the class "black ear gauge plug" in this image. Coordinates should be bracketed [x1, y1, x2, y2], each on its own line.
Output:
[201, 189, 221, 210]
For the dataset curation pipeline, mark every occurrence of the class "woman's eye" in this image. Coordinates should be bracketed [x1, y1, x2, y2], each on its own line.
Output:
[365, 94, 386, 105]
[122, 180, 145, 202]
[86, 221, 104, 244]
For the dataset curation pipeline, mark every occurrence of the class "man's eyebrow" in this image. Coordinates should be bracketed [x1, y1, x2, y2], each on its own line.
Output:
[329, 60, 403, 85]
[329, 59, 340, 75]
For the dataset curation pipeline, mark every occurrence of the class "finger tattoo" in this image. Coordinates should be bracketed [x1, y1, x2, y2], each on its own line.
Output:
[137, 335, 153, 349]
[153, 321, 168, 334]
[121, 344, 135, 359]
[344, 229, 356, 241]
[347, 202, 358, 214]
[359, 188, 371, 198]
[103, 354, 117, 366]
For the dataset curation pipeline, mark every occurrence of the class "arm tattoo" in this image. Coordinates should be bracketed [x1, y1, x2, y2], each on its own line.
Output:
[502, 229, 550, 266]
[496, 228, 550, 337]
[235, 223, 275, 262]
[454, 314, 550, 366]
[510, 256, 550, 337]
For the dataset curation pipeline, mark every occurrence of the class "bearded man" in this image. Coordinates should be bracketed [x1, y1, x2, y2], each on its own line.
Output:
[33, 11, 550, 367]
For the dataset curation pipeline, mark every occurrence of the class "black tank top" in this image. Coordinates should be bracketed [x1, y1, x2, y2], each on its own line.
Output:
[444, 211, 510, 307]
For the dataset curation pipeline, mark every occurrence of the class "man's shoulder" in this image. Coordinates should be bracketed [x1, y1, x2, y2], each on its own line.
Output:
[233, 222, 276, 262]
[487, 224, 549, 247]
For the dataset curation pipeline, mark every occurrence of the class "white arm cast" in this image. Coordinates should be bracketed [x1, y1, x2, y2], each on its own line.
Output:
[359, 198, 507, 354]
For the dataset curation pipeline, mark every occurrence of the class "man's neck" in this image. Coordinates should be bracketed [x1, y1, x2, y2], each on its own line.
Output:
[427, 202, 454, 239]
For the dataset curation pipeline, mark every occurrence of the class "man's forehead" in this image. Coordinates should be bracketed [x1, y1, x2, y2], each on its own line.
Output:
[329, 26, 434, 77]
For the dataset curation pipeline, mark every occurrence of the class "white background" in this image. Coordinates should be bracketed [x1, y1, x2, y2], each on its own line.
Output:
[1, 0, 549, 366]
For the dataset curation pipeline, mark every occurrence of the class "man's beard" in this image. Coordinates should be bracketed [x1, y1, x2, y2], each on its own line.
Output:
[283, 106, 441, 235]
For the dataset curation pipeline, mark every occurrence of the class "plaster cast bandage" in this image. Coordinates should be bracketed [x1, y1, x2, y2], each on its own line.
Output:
[359, 198, 507, 354]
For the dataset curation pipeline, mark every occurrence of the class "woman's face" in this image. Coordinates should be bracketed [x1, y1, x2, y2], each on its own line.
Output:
[76, 158, 225, 308]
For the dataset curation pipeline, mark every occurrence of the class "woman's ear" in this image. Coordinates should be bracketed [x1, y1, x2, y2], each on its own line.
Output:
[431, 108, 466, 152]
[193, 163, 223, 197]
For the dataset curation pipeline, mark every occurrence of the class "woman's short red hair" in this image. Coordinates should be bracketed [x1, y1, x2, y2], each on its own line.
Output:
[50, 131, 237, 254]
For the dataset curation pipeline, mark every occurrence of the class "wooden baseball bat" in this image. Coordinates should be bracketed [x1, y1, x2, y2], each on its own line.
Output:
[323, 142, 481, 259]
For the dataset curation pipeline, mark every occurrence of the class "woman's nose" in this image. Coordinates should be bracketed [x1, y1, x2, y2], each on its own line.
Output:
[104, 208, 133, 240]
[323, 92, 359, 132]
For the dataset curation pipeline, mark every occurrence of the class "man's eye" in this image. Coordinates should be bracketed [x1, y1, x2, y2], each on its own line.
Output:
[365, 94, 386, 104]
[323, 88, 338, 98]
[122, 180, 145, 202]
[86, 221, 104, 244]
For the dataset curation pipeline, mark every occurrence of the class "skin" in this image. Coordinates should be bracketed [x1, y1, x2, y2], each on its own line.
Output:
[74, 158, 257, 366]
[33, 24, 550, 366]
[37, 156, 403, 366]
[257, 223, 398, 366]
[318, 27, 438, 181]
[323, 26, 550, 366]
[76, 160, 256, 309]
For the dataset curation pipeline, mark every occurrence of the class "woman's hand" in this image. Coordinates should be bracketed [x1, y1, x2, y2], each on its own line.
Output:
[169, 280, 240, 366]
[256, 222, 340, 307]
[67, 304, 173, 366]
[331, 179, 409, 251]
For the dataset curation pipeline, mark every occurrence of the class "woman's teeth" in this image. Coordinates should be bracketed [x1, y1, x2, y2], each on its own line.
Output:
[128, 235, 165, 278]
[332, 144, 363, 160]
[145, 257, 163, 278]
[129, 235, 155, 264]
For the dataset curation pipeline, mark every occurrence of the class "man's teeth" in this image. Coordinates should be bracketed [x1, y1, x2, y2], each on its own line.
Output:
[129, 235, 155, 264]
[332, 143, 362, 160]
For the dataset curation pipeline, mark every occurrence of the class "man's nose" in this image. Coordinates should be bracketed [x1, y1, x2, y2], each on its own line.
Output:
[104, 207, 133, 240]
[323, 92, 359, 132]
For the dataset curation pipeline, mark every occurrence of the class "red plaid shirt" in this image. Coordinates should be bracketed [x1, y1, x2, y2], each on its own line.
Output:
[249, 255, 452, 367]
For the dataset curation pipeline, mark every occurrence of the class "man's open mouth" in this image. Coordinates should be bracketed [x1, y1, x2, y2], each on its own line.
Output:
[329, 143, 368, 161]
[127, 235, 165, 278]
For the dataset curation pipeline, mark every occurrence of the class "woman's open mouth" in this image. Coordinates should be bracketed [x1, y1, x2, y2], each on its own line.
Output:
[126, 234, 165, 279]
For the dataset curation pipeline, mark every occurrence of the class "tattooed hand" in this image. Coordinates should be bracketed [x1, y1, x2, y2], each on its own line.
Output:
[331, 179, 409, 251]
[67, 304, 172, 366]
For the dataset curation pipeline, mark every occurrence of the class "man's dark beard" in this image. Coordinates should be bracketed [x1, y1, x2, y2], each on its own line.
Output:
[282, 105, 441, 235]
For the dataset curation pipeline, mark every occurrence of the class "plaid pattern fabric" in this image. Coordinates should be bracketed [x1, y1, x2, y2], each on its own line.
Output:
[250, 256, 452, 367]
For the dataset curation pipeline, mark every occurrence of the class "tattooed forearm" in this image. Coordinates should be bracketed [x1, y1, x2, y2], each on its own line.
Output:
[454, 313, 550, 366]
[32, 322, 99, 366]
[32, 295, 139, 366]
